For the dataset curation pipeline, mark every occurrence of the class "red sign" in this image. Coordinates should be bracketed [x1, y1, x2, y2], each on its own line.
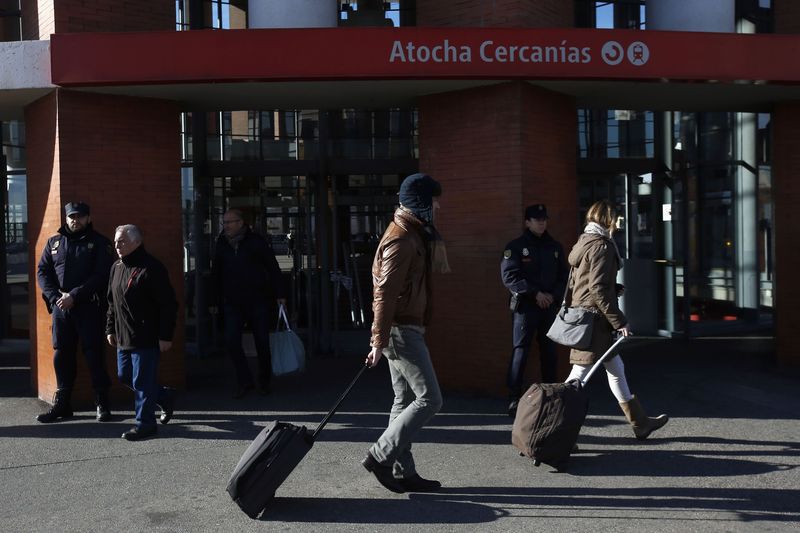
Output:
[50, 27, 800, 86]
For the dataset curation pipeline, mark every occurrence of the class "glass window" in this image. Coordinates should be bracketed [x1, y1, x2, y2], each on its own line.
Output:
[0, 0, 21, 41]
[175, 0, 246, 30]
[575, 1, 645, 30]
[329, 109, 417, 159]
[204, 108, 417, 162]
[739, 0, 773, 33]
[577, 109, 654, 159]
[757, 113, 773, 310]
[339, 1, 415, 27]
[2, 120, 28, 337]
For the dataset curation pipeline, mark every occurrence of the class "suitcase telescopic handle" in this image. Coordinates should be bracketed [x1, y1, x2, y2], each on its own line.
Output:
[311, 363, 369, 441]
[580, 334, 627, 386]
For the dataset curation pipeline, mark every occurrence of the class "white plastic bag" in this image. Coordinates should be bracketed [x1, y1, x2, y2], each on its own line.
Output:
[270, 304, 305, 376]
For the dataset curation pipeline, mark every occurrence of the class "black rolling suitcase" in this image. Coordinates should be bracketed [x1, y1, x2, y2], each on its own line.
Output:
[511, 336, 626, 471]
[227, 365, 367, 518]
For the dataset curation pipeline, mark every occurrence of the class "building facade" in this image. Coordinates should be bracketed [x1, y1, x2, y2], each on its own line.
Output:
[0, 0, 797, 402]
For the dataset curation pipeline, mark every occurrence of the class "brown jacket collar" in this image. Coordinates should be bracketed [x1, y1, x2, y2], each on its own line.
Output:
[394, 206, 426, 236]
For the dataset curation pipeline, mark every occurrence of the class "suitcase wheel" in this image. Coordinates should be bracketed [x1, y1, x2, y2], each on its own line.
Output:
[533, 459, 541, 467]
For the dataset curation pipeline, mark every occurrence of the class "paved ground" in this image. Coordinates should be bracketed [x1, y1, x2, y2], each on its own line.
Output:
[0, 336, 798, 532]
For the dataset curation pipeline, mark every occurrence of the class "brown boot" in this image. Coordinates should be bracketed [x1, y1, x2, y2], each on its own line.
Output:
[619, 395, 668, 440]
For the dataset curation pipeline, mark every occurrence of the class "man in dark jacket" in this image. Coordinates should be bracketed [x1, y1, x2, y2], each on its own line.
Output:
[106, 224, 177, 441]
[212, 209, 286, 398]
[362, 173, 444, 494]
[501, 204, 569, 417]
[36, 201, 114, 423]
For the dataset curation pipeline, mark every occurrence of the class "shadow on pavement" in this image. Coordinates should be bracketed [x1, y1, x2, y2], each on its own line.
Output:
[261, 496, 509, 523]
[257, 486, 799, 525]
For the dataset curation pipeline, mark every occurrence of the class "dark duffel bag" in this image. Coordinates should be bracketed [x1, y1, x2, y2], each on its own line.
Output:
[511, 336, 626, 471]
[511, 380, 588, 472]
[226, 421, 313, 518]
[227, 364, 367, 518]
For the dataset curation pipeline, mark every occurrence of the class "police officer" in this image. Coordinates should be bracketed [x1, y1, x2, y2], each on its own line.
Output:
[501, 204, 569, 417]
[36, 202, 115, 423]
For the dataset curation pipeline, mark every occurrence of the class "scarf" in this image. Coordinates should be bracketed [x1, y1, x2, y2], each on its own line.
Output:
[427, 225, 451, 274]
[399, 206, 451, 274]
[584, 222, 623, 269]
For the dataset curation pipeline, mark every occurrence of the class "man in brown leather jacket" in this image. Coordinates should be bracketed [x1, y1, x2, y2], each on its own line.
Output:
[361, 173, 444, 494]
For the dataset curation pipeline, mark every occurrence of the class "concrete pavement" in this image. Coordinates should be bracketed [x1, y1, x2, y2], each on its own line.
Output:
[0, 336, 798, 532]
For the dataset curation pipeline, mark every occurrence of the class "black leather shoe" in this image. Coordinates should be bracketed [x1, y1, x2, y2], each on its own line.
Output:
[96, 405, 112, 422]
[232, 383, 254, 399]
[122, 425, 157, 441]
[361, 453, 405, 494]
[95, 390, 111, 422]
[158, 390, 175, 424]
[398, 474, 441, 492]
[37, 405, 73, 423]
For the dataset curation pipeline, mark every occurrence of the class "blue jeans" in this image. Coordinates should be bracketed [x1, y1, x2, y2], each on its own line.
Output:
[507, 304, 559, 397]
[224, 301, 272, 387]
[370, 325, 443, 478]
[117, 347, 166, 428]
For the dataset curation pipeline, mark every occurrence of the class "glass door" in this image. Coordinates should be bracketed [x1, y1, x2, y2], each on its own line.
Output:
[578, 171, 664, 335]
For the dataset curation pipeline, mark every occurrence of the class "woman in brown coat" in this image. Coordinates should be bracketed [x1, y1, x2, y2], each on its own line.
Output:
[564, 200, 668, 440]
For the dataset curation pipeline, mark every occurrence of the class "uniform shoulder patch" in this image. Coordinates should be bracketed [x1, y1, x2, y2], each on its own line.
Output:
[503, 249, 512, 259]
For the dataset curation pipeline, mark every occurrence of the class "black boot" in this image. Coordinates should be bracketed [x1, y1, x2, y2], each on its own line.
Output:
[361, 452, 405, 494]
[95, 390, 112, 422]
[36, 389, 73, 423]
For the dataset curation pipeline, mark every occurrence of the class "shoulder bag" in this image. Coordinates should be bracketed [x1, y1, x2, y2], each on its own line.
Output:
[546, 267, 596, 350]
[270, 304, 306, 376]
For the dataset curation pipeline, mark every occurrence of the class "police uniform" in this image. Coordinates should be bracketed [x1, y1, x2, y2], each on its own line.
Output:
[36, 203, 114, 409]
[500, 204, 568, 399]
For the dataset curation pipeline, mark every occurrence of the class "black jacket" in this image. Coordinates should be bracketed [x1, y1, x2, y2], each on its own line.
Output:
[106, 246, 177, 350]
[36, 223, 113, 312]
[212, 227, 286, 306]
[500, 229, 569, 313]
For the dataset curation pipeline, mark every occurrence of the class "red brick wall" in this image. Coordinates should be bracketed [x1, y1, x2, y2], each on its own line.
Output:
[774, 0, 800, 34]
[772, 102, 800, 369]
[22, 0, 174, 39]
[23, 91, 57, 394]
[419, 82, 577, 396]
[417, 0, 574, 28]
[25, 89, 184, 405]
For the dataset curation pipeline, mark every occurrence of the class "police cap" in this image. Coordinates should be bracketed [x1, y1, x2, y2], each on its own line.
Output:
[524, 204, 548, 220]
[64, 202, 90, 217]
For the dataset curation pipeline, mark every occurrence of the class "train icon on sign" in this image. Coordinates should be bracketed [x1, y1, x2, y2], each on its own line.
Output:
[627, 41, 650, 65]
[601, 40, 650, 66]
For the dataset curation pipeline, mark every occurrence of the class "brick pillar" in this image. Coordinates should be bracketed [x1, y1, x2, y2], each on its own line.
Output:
[25, 90, 184, 405]
[774, 0, 800, 34]
[772, 102, 800, 369]
[417, 0, 573, 27]
[419, 82, 577, 396]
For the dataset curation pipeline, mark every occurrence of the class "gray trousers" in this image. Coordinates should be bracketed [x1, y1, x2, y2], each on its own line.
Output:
[370, 325, 443, 478]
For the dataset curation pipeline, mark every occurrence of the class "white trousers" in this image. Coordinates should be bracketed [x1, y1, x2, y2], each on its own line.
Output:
[565, 354, 633, 402]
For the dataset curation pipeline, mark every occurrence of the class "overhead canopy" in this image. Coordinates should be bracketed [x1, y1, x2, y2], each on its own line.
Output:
[33, 27, 800, 112]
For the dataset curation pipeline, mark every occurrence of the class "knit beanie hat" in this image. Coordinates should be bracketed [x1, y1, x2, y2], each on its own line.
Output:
[398, 173, 442, 223]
